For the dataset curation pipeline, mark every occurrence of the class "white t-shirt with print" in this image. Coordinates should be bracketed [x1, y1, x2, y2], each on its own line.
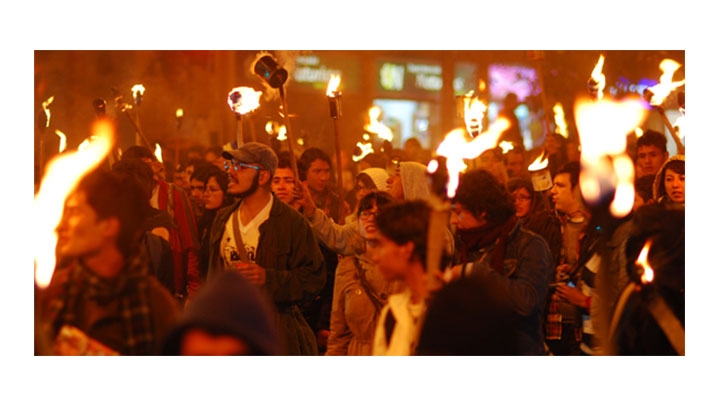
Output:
[220, 195, 274, 266]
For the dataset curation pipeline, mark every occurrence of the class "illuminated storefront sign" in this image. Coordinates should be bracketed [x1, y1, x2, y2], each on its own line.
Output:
[292, 54, 360, 92]
[377, 60, 443, 95]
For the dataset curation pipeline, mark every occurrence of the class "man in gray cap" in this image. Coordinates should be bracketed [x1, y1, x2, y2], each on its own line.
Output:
[205, 142, 326, 355]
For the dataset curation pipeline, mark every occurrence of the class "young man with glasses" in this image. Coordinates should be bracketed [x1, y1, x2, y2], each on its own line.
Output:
[206, 142, 326, 355]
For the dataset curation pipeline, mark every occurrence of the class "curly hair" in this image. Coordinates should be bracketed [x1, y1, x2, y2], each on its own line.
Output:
[453, 168, 515, 226]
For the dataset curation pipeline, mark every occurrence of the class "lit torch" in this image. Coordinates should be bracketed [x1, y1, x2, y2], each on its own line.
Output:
[644, 59, 686, 155]
[175, 108, 183, 165]
[154, 143, 163, 163]
[112, 87, 151, 149]
[42, 96, 54, 129]
[553, 102, 569, 138]
[55, 130, 67, 153]
[635, 240, 654, 284]
[352, 139, 375, 163]
[37, 96, 55, 179]
[227, 86, 262, 147]
[463, 91, 487, 138]
[35, 120, 115, 288]
[575, 96, 647, 218]
[587, 54, 606, 100]
[365, 106, 393, 143]
[527, 152, 553, 192]
[252, 53, 299, 180]
[131, 84, 145, 146]
[326, 74, 346, 224]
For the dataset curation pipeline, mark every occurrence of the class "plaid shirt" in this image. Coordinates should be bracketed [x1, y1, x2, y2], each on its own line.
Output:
[46, 251, 164, 355]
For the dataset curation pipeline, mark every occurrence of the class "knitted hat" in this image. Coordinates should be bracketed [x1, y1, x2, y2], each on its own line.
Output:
[161, 271, 283, 355]
[222, 142, 278, 175]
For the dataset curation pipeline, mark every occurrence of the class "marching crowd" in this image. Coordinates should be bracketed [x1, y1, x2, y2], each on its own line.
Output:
[34, 126, 685, 356]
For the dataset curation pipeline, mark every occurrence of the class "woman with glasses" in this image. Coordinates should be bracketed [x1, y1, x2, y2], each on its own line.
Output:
[507, 177, 562, 266]
[324, 191, 405, 355]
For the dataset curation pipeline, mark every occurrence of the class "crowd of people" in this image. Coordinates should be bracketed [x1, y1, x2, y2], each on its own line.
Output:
[34, 125, 685, 356]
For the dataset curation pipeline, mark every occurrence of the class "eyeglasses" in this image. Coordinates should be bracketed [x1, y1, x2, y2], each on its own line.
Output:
[359, 210, 379, 220]
[512, 194, 532, 202]
[224, 160, 260, 172]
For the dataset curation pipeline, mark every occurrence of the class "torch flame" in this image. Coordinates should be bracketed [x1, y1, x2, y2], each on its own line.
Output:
[352, 141, 375, 162]
[636, 240, 655, 284]
[42, 96, 55, 129]
[365, 106, 394, 142]
[132, 84, 145, 97]
[34, 120, 115, 288]
[575, 96, 647, 217]
[590, 54, 606, 99]
[176, 108, 184, 118]
[326, 74, 341, 97]
[154, 143, 163, 163]
[635, 127, 644, 138]
[227, 87, 262, 115]
[609, 155, 635, 217]
[463, 91, 487, 137]
[55, 130, 67, 153]
[499, 141, 514, 154]
[553, 102, 569, 138]
[277, 125, 288, 141]
[528, 151, 549, 171]
[435, 118, 510, 198]
[647, 59, 685, 106]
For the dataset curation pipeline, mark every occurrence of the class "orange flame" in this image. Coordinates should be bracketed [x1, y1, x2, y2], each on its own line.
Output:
[590, 54, 606, 99]
[463, 91, 487, 136]
[326, 74, 341, 97]
[435, 118, 510, 198]
[575, 96, 647, 217]
[528, 151, 548, 171]
[636, 240, 654, 284]
[648, 59, 685, 106]
[227, 87, 262, 115]
[353, 141, 375, 162]
[277, 125, 288, 141]
[34, 120, 115, 288]
[635, 127, 644, 138]
[42, 96, 54, 129]
[553, 102, 569, 138]
[154, 143, 163, 163]
[55, 130, 67, 153]
[176, 108, 184, 118]
[365, 106, 393, 142]
[499, 141, 514, 154]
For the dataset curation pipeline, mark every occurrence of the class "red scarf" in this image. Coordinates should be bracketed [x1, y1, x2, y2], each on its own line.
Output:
[457, 216, 517, 272]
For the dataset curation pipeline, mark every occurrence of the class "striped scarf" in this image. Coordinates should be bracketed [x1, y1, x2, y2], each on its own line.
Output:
[51, 252, 156, 355]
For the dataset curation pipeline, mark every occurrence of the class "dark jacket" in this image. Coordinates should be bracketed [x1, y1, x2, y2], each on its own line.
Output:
[207, 196, 326, 355]
[463, 221, 554, 355]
